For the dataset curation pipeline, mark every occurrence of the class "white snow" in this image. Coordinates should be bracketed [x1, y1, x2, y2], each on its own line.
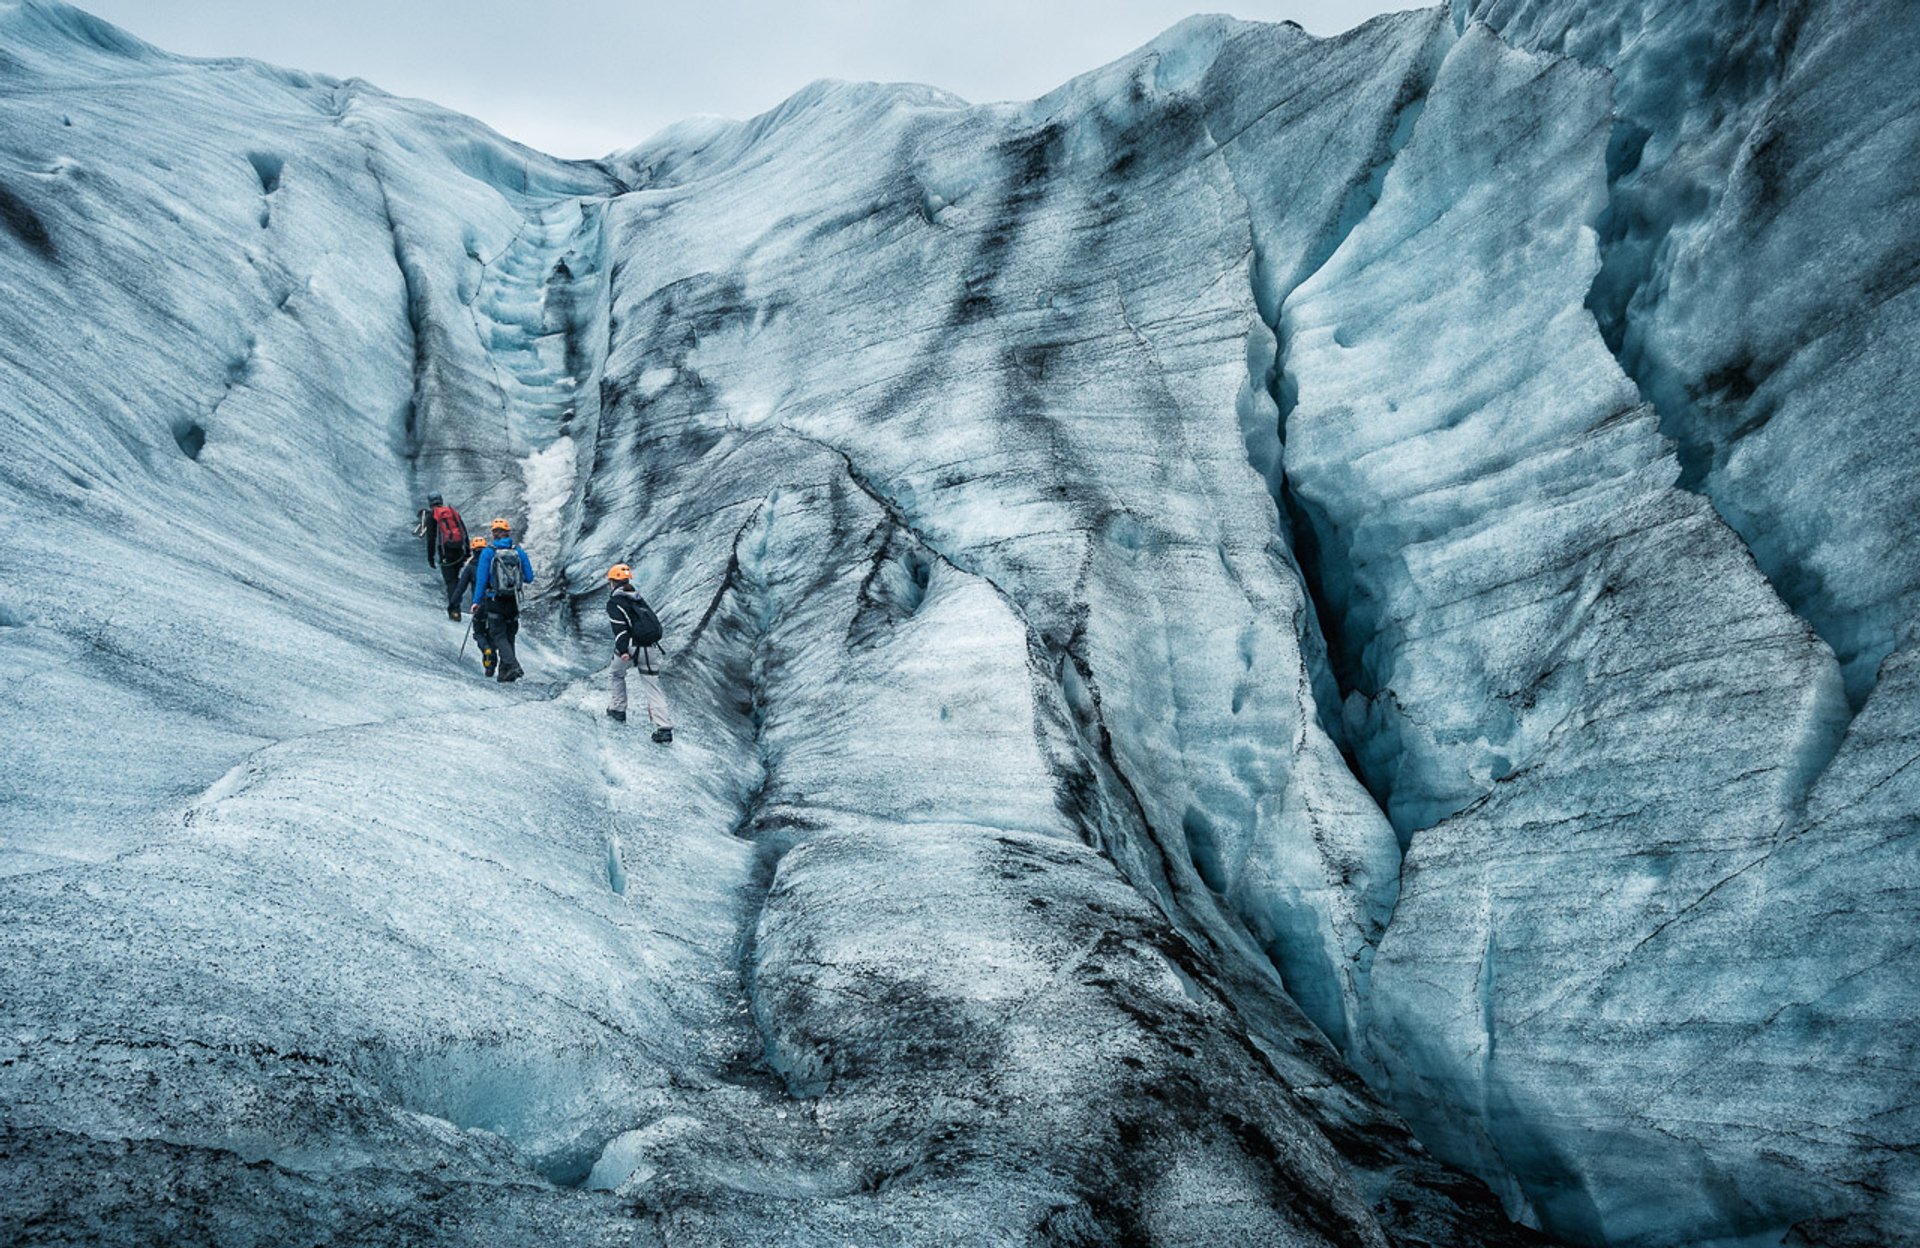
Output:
[520, 433, 577, 575]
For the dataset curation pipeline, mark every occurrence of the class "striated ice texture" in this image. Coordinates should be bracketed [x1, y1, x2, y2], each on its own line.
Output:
[0, 0, 1913, 1244]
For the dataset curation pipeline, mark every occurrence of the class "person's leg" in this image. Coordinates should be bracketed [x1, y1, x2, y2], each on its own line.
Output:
[440, 559, 463, 616]
[473, 607, 495, 675]
[608, 652, 630, 718]
[639, 672, 673, 730]
[494, 601, 522, 680]
[638, 647, 673, 733]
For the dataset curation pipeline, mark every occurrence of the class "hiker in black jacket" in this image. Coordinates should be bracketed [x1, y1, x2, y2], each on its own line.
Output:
[605, 564, 673, 743]
[415, 493, 470, 619]
[450, 537, 496, 675]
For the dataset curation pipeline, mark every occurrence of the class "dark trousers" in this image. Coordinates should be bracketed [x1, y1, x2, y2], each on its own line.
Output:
[438, 560, 464, 607]
[481, 597, 521, 677]
[471, 608, 496, 670]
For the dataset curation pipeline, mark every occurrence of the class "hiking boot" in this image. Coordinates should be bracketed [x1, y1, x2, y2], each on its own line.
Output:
[606, 708, 627, 723]
[498, 666, 524, 684]
[447, 605, 461, 621]
[651, 727, 673, 745]
[483, 661, 496, 677]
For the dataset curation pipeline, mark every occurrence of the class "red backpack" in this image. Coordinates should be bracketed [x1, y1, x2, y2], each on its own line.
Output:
[432, 505, 466, 545]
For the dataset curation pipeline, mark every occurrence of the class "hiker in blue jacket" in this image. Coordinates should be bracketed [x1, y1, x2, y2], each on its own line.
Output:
[473, 518, 535, 683]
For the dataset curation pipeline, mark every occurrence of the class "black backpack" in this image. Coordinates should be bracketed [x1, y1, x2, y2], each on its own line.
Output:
[631, 602, 663, 648]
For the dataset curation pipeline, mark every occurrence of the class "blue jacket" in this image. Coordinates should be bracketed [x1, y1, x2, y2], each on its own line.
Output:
[472, 537, 535, 606]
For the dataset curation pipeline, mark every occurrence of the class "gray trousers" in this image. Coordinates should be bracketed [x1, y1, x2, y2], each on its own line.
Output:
[610, 648, 672, 728]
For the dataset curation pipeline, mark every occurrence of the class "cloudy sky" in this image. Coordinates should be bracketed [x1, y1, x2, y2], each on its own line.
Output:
[80, 0, 1418, 157]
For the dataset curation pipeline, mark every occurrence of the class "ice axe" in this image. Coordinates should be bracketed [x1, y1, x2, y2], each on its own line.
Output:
[458, 615, 473, 660]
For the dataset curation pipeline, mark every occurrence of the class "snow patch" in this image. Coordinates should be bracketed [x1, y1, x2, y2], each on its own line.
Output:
[519, 434, 575, 575]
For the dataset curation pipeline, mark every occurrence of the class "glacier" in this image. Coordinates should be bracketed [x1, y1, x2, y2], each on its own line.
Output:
[0, 0, 1914, 1244]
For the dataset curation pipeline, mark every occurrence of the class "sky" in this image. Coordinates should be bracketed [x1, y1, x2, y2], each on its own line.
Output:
[78, 1, 1420, 158]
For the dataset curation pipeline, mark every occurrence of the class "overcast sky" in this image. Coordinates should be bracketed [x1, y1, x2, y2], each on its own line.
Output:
[79, 1, 1420, 157]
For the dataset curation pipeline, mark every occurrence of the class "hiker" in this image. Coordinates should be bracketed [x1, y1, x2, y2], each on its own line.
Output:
[415, 493, 470, 619]
[450, 536, 497, 675]
[605, 564, 673, 743]
[472, 518, 535, 683]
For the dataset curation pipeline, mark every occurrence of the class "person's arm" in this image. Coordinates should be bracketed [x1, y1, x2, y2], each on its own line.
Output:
[451, 561, 474, 609]
[519, 548, 535, 587]
[609, 599, 632, 656]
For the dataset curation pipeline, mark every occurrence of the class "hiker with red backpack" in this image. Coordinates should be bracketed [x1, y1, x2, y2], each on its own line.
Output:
[472, 518, 535, 684]
[415, 493, 470, 620]
[605, 564, 673, 743]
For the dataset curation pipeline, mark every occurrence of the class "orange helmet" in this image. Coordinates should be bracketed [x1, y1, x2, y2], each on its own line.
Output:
[470, 536, 488, 550]
[489, 517, 512, 532]
[606, 564, 632, 582]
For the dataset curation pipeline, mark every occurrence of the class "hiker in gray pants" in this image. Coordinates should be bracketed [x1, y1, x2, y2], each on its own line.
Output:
[605, 564, 673, 744]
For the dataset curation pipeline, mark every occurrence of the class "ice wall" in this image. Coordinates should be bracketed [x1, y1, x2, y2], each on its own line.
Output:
[1275, 17, 1906, 1242]
[1461, 0, 1920, 714]
[0, 4, 1521, 1243]
[1, 0, 1914, 1244]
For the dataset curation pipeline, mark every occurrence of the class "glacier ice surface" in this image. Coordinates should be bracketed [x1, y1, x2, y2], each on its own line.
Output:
[0, 0, 1915, 1244]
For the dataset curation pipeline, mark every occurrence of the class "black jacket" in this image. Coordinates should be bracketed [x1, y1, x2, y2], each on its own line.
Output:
[608, 586, 661, 667]
[450, 556, 479, 610]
